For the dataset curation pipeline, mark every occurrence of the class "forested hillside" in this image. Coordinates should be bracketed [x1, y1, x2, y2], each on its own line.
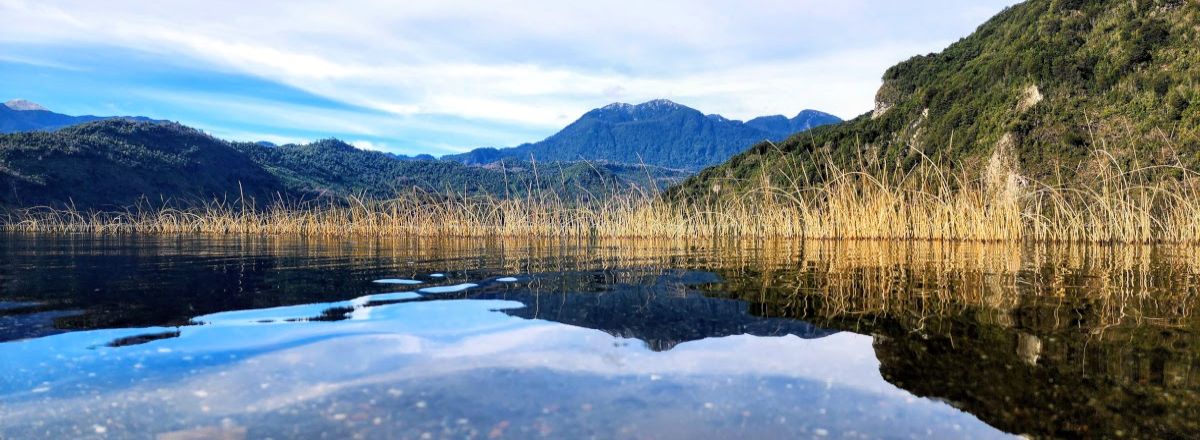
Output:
[673, 0, 1200, 199]
[0, 120, 685, 210]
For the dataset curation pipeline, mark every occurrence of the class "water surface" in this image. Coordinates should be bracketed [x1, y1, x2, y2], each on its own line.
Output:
[1, 234, 1197, 438]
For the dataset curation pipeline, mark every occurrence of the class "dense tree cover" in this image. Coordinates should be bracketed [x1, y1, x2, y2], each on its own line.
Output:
[673, 0, 1200, 199]
[0, 120, 287, 209]
[445, 100, 840, 170]
[237, 138, 682, 199]
[0, 120, 687, 210]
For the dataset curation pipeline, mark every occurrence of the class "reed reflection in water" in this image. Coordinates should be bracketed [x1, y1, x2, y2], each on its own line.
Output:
[0, 234, 1197, 438]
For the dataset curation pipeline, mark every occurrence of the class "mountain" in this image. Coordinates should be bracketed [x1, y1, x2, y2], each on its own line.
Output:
[474, 270, 837, 352]
[0, 120, 287, 209]
[0, 119, 687, 210]
[745, 110, 842, 135]
[232, 138, 686, 200]
[444, 99, 840, 170]
[672, 0, 1200, 198]
[0, 99, 159, 133]
[385, 152, 437, 161]
[3, 99, 47, 111]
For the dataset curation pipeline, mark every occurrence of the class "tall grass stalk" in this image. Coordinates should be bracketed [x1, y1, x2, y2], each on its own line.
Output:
[6, 153, 1200, 243]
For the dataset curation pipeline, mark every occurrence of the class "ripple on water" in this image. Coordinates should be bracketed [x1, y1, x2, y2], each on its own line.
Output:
[350, 291, 422, 307]
[418, 283, 478, 294]
[373, 279, 423, 285]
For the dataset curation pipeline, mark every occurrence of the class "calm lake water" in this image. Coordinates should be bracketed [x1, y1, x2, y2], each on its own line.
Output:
[0, 234, 1197, 439]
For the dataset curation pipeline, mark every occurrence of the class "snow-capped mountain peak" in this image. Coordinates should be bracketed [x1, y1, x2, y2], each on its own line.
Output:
[4, 99, 48, 111]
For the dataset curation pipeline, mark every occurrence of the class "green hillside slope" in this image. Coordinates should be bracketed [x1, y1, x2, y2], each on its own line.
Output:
[0, 121, 288, 209]
[673, 0, 1200, 199]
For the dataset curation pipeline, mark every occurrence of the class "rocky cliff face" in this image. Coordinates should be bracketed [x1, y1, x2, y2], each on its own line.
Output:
[871, 80, 899, 120]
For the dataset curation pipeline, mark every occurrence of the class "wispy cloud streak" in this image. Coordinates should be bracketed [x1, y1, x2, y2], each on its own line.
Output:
[0, 0, 1019, 153]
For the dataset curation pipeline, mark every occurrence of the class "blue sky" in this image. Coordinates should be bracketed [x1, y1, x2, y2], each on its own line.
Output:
[0, 0, 1019, 155]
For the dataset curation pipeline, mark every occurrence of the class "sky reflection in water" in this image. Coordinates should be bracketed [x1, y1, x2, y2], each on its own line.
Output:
[4, 235, 1197, 438]
[0, 277, 1006, 438]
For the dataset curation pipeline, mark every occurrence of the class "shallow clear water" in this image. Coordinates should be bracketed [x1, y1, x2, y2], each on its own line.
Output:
[0, 234, 1197, 438]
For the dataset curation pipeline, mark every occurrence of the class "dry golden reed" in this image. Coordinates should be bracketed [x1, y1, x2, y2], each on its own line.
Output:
[6, 151, 1200, 243]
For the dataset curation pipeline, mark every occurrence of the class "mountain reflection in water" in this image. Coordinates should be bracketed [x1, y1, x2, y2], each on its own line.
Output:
[0, 234, 1197, 438]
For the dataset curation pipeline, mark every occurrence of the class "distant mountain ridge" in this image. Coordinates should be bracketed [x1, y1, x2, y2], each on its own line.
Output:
[444, 99, 840, 170]
[746, 110, 839, 135]
[0, 119, 687, 210]
[0, 99, 160, 133]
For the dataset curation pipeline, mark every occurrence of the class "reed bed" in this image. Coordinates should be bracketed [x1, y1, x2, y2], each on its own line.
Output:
[6, 152, 1200, 243]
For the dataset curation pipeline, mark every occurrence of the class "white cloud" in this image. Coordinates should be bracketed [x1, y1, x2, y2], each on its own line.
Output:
[202, 130, 311, 147]
[350, 140, 385, 151]
[0, 0, 1020, 149]
[0, 52, 85, 71]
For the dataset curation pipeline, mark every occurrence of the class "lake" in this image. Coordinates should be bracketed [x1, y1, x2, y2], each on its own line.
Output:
[1, 234, 1196, 439]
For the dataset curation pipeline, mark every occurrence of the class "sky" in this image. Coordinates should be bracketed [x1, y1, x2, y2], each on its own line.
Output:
[0, 0, 1020, 156]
